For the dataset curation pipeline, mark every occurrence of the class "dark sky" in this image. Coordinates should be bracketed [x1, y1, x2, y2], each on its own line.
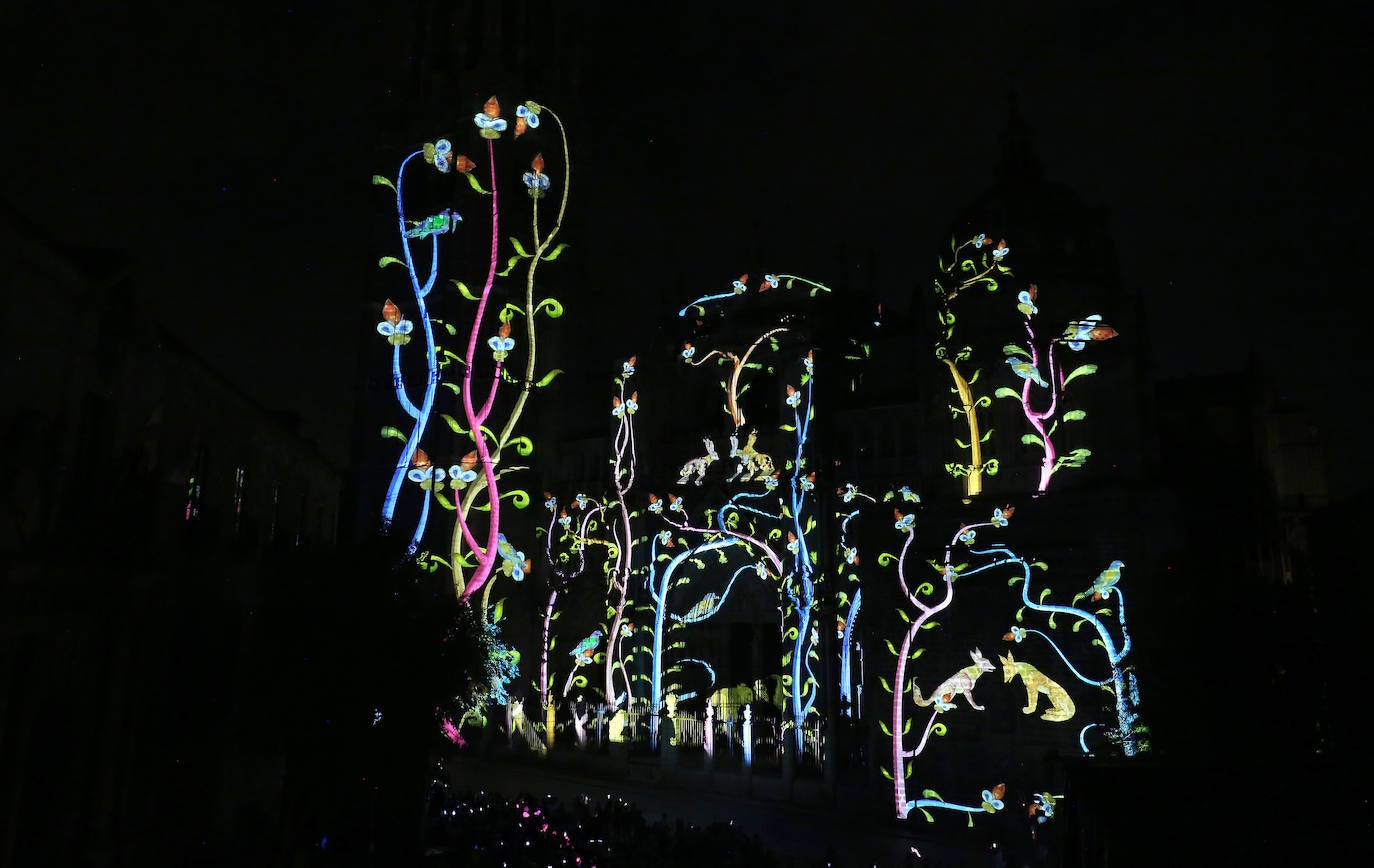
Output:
[4, 3, 1359, 470]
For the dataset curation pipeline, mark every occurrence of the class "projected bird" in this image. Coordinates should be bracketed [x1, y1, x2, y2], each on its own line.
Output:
[570, 630, 603, 664]
[1006, 356, 1048, 388]
[675, 592, 719, 623]
[1078, 560, 1124, 602]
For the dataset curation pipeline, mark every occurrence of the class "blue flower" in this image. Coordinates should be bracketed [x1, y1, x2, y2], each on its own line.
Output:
[894, 511, 915, 532]
[544, 494, 557, 511]
[973, 234, 988, 248]
[424, 138, 452, 173]
[682, 343, 696, 360]
[840, 483, 859, 502]
[958, 525, 977, 545]
[1006, 626, 1027, 643]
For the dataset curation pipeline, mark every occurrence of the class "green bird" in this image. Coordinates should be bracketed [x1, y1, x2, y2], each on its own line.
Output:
[1082, 560, 1124, 602]
[1006, 356, 1048, 388]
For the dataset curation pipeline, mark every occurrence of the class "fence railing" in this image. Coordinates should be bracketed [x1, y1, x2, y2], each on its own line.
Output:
[499, 699, 827, 771]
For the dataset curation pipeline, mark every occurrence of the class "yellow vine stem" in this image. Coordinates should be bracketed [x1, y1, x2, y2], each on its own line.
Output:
[942, 358, 983, 499]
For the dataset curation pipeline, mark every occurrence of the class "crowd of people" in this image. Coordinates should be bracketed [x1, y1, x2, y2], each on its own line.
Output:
[422, 786, 790, 867]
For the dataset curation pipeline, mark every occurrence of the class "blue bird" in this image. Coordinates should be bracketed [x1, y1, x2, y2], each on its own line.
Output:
[1006, 356, 1048, 388]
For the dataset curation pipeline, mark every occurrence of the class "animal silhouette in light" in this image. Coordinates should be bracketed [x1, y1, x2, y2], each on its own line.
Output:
[726, 429, 775, 483]
[678, 437, 719, 485]
[912, 648, 995, 712]
[999, 652, 1075, 722]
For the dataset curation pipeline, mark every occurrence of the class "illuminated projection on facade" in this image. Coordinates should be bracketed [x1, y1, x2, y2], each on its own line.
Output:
[369, 98, 1149, 839]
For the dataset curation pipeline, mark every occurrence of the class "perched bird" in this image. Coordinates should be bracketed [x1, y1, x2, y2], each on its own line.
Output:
[1081, 560, 1124, 602]
[570, 630, 603, 660]
[1006, 356, 1048, 388]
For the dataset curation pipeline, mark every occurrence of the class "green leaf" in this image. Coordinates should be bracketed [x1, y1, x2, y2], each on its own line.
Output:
[498, 255, 522, 277]
[995, 386, 1021, 400]
[378, 256, 405, 269]
[441, 413, 468, 435]
[371, 174, 397, 192]
[535, 369, 564, 387]
[465, 173, 489, 194]
[1063, 363, 1098, 387]
[380, 425, 407, 442]
[535, 297, 565, 318]
[541, 242, 569, 261]
[1063, 409, 1087, 421]
[451, 280, 481, 301]
[1021, 433, 1045, 447]
[509, 237, 532, 258]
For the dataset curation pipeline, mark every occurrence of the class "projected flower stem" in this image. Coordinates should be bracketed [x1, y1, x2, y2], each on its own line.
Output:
[932, 235, 1012, 499]
[1001, 554, 1144, 755]
[995, 283, 1118, 493]
[881, 506, 1019, 821]
[834, 483, 876, 714]
[539, 359, 642, 713]
[681, 325, 787, 427]
[444, 100, 571, 610]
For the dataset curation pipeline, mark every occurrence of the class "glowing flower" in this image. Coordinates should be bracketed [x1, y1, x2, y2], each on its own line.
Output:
[958, 525, 977, 544]
[474, 96, 507, 139]
[1004, 626, 1027, 643]
[803, 349, 814, 375]
[408, 449, 445, 490]
[1017, 284, 1039, 317]
[623, 356, 637, 376]
[991, 506, 1013, 527]
[681, 343, 695, 360]
[898, 486, 920, 503]
[973, 234, 989, 248]
[496, 533, 530, 581]
[620, 621, 634, 637]
[612, 392, 639, 417]
[668, 493, 684, 513]
[657, 530, 673, 546]
[981, 784, 1006, 813]
[488, 320, 515, 361]
[647, 493, 663, 514]
[514, 102, 541, 137]
[544, 493, 557, 511]
[378, 299, 414, 346]
[843, 545, 859, 565]
[447, 451, 480, 488]
[799, 471, 816, 492]
[785, 384, 800, 407]
[992, 239, 1010, 260]
[451, 153, 476, 174]
[423, 138, 452, 173]
[761, 274, 779, 291]
[523, 153, 551, 198]
[786, 532, 800, 554]
[763, 472, 780, 491]
[732, 274, 748, 294]
[558, 509, 571, 528]
[840, 483, 859, 502]
[574, 493, 588, 510]
[894, 509, 915, 532]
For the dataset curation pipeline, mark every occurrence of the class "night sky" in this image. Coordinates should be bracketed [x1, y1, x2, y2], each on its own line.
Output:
[4, 4, 1359, 476]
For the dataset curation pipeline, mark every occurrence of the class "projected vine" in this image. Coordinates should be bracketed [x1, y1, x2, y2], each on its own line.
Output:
[932, 234, 1011, 499]
[373, 96, 571, 610]
[996, 282, 1118, 493]
[539, 357, 646, 727]
[642, 272, 833, 752]
[1002, 555, 1146, 755]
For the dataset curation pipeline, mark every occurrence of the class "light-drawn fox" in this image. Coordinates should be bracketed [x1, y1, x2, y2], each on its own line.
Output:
[999, 652, 1075, 722]
[912, 648, 995, 711]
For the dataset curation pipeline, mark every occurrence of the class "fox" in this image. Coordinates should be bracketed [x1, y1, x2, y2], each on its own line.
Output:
[912, 648, 995, 711]
[999, 652, 1075, 722]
